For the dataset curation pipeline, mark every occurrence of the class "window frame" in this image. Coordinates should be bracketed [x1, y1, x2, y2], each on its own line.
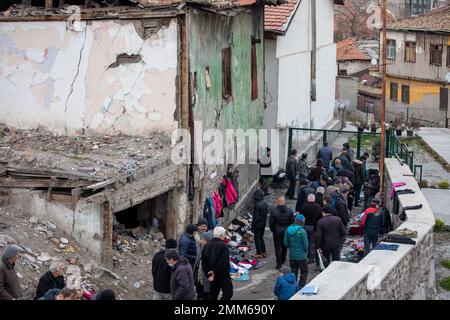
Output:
[404, 41, 416, 63]
[401, 85, 410, 105]
[387, 39, 396, 60]
[390, 82, 398, 101]
[430, 44, 443, 66]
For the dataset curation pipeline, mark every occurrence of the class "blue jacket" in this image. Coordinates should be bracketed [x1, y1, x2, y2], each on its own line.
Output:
[274, 273, 299, 300]
[178, 233, 197, 269]
[283, 224, 308, 261]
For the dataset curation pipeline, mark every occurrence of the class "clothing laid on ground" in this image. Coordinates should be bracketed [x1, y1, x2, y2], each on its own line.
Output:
[400, 204, 422, 221]
[373, 243, 399, 251]
[389, 228, 418, 238]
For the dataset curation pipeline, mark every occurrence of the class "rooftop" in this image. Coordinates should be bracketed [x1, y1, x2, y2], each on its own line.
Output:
[264, 0, 298, 33]
[388, 5, 450, 33]
[336, 37, 371, 62]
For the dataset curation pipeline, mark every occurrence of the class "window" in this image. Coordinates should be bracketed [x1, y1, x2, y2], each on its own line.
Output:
[402, 85, 410, 104]
[222, 47, 232, 100]
[251, 43, 258, 100]
[390, 82, 398, 101]
[338, 69, 347, 76]
[404, 41, 416, 62]
[365, 99, 374, 113]
[387, 40, 396, 60]
[447, 46, 450, 67]
[430, 44, 442, 65]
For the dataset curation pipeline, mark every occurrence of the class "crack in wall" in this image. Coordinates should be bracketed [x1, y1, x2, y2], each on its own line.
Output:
[64, 27, 88, 135]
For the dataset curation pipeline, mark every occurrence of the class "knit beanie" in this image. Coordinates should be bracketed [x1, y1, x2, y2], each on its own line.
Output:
[280, 266, 291, 275]
[295, 214, 305, 223]
[3, 244, 20, 259]
[186, 224, 198, 235]
[197, 218, 208, 227]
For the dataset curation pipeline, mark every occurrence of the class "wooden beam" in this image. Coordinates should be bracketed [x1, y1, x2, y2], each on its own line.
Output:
[83, 178, 116, 191]
[101, 201, 113, 268]
[6, 165, 103, 181]
[0, 178, 91, 189]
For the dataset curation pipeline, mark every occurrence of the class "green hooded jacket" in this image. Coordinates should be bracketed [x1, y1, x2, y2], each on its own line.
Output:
[283, 224, 309, 261]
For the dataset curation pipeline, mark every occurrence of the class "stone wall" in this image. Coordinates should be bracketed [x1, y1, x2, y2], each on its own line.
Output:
[292, 158, 437, 300]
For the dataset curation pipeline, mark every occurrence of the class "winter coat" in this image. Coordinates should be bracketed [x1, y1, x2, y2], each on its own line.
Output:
[330, 192, 349, 226]
[203, 199, 216, 230]
[252, 190, 269, 230]
[211, 191, 223, 218]
[152, 250, 172, 294]
[296, 185, 315, 212]
[284, 225, 309, 261]
[315, 215, 346, 250]
[274, 273, 299, 300]
[297, 159, 309, 180]
[39, 288, 60, 300]
[222, 177, 238, 205]
[308, 166, 324, 182]
[362, 207, 385, 236]
[353, 161, 364, 185]
[300, 202, 322, 230]
[269, 205, 294, 236]
[315, 192, 324, 207]
[317, 146, 333, 169]
[337, 168, 354, 184]
[364, 172, 380, 196]
[170, 257, 195, 300]
[286, 155, 297, 180]
[336, 155, 350, 170]
[34, 271, 65, 300]
[202, 238, 231, 285]
[0, 257, 22, 300]
[193, 247, 210, 293]
[178, 233, 197, 269]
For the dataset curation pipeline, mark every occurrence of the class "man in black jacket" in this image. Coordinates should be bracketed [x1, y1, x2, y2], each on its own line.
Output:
[285, 149, 298, 199]
[300, 194, 322, 263]
[34, 261, 66, 300]
[152, 238, 177, 300]
[178, 224, 198, 269]
[202, 227, 233, 300]
[269, 197, 294, 269]
[296, 180, 315, 212]
[252, 189, 269, 259]
[165, 249, 195, 300]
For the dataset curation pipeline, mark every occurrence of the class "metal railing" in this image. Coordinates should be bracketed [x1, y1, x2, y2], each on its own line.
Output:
[385, 129, 414, 170]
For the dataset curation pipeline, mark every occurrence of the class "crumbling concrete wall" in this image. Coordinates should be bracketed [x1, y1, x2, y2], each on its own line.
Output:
[0, 18, 179, 137]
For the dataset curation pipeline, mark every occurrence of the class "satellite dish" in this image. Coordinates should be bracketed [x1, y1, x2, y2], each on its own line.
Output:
[445, 72, 450, 83]
[371, 58, 378, 65]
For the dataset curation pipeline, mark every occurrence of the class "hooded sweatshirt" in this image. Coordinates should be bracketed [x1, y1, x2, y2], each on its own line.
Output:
[283, 224, 308, 261]
[273, 273, 299, 300]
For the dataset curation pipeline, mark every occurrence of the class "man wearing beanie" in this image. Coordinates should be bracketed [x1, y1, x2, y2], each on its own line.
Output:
[152, 238, 177, 300]
[178, 224, 198, 269]
[194, 218, 209, 254]
[315, 207, 346, 267]
[283, 214, 309, 289]
[0, 244, 22, 300]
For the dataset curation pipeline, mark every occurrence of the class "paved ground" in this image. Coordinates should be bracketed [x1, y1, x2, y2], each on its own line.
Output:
[421, 189, 450, 225]
[418, 127, 450, 163]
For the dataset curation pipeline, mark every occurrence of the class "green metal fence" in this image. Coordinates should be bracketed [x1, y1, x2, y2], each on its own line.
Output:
[385, 129, 414, 170]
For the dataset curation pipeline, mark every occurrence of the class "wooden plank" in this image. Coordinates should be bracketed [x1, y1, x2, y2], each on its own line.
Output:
[6, 165, 104, 181]
[50, 193, 73, 204]
[83, 178, 117, 191]
[0, 178, 91, 189]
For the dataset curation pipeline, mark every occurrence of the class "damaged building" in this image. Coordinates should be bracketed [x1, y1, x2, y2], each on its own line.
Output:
[0, 0, 282, 266]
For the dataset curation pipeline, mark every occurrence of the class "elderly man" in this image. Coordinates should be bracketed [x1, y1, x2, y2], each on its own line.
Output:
[0, 244, 22, 300]
[202, 226, 233, 300]
[34, 261, 66, 300]
[165, 249, 195, 301]
[193, 231, 213, 300]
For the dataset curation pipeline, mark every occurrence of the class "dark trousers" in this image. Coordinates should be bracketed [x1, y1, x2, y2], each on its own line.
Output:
[289, 259, 308, 289]
[354, 184, 362, 206]
[304, 225, 316, 262]
[273, 232, 287, 267]
[260, 176, 270, 195]
[254, 226, 266, 255]
[195, 284, 210, 300]
[322, 247, 340, 267]
[209, 278, 233, 300]
[285, 178, 296, 198]
[364, 233, 379, 256]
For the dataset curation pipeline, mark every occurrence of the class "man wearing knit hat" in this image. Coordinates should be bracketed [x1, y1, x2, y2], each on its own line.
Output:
[0, 244, 22, 300]
[283, 214, 309, 289]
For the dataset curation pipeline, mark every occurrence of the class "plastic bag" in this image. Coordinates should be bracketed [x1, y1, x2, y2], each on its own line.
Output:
[317, 250, 327, 271]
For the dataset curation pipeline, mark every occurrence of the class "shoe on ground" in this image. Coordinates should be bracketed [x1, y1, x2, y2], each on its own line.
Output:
[252, 253, 263, 259]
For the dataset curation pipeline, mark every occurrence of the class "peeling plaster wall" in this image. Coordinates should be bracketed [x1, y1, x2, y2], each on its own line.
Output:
[0, 19, 179, 137]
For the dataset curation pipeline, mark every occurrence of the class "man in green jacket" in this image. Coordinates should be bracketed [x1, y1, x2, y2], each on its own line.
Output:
[283, 214, 309, 289]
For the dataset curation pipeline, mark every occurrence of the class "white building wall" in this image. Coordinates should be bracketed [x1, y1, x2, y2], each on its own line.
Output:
[0, 19, 179, 137]
[263, 39, 279, 129]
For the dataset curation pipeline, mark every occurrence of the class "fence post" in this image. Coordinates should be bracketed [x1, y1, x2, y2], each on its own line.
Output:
[323, 130, 327, 146]
[288, 128, 293, 154]
[356, 131, 361, 159]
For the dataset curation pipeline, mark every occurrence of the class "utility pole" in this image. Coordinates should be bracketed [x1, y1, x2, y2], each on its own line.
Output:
[380, 0, 387, 195]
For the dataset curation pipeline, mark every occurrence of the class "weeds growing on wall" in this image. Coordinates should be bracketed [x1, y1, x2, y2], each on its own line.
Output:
[441, 259, 450, 270]
[438, 180, 450, 189]
[438, 276, 450, 291]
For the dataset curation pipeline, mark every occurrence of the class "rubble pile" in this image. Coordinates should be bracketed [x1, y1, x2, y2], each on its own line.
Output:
[0, 205, 161, 300]
[0, 123, 171, 178]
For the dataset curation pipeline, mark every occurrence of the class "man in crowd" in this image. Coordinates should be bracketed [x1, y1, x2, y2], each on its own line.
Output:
[152, 238, 177, 300]
[194, 218, 209, 253]
[284, 214, 309, 289]
[296, 180, 315, 212]
[38, 287, 78, 300]
[361, 199, 384, 255]
[0, 244, 22, 300]
[194, 232, 213, 300]
[297, 153, 309, 182]
[202, 226, 233, 300]
[34, 261, 66, 300]
[252, 189, 269, 259]
[165, 249, 195, 300]
[269, 197, 295, 269]
[315, 207, 346, 267]
[259, 147, 272, 196]
[178, 224, 198, 269]
[285, 149, 298, 199]
[315, 186, 325, 207]
[353, 159, 365, 207]
[317, 141, 333, 170]
[363, 169, 380, 210]
[308, 159, 325, 182]
[343, 142, 355, 161]
[301, 194, 322, 263]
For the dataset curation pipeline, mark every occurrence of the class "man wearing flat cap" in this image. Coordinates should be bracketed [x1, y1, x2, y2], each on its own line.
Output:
[0, 244, 23, 300]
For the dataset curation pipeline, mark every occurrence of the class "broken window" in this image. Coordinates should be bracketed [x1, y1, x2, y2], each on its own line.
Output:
[387, 40, 396, 60]
[401, 85, 410, 104]
[430, 44, 443, 65]
[222, 47, 232, 100]
[404, 41, 416, 62]
[251, 43, 258, 101]
[390, 82, 398, 101]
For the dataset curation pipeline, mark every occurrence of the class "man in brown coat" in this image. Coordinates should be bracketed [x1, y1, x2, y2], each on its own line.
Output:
[0, 244, 22, 300]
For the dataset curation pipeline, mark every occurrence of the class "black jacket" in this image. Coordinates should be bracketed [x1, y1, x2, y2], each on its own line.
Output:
[269, 205, 294, 235]
[252, 190, 269, 229]
[353, 162, 364, 185]
[334, 194, 350, 226]
[286, 155, 297, 180]
[34, 271, 65, 300]
[171, 257, 195, 300]
[202, 238, 231, 284]
[152, 250, 172, 294]
[300, 202, 322, 230]
[296, 185, 315, 212]
[315, 192, 324, 207]
[315, 215, 346, 250]
[308, 166, 324, 182]
[178, 233, 197, 269]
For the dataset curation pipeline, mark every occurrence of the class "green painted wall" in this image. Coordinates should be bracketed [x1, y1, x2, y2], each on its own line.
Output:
[188, 6, 265, 132]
